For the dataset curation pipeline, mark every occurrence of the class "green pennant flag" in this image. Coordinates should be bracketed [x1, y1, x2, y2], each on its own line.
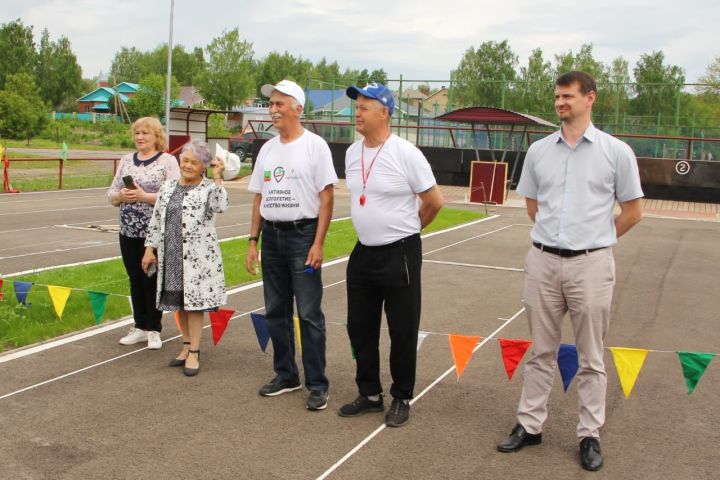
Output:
[60, 142, 68, 161]
[87, 291, 109, 324]
[677, 351, 716, 394]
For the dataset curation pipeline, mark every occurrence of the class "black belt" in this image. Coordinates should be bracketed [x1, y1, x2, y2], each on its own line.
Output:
[263, 218, 318, 230]
[533, 242, 604, 257]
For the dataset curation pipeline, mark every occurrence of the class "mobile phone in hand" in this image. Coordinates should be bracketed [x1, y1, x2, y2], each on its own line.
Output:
[146, 263, 157, 277]
[122, 175, 136, 189]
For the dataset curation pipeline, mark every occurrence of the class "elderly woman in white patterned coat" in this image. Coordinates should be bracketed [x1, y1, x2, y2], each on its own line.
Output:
[142, 141, 228, 377]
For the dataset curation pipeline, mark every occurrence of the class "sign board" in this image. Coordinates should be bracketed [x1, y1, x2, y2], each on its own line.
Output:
[469, 161, 508, 204]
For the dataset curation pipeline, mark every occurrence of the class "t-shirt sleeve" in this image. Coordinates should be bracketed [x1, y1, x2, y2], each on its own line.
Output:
[405, 144, 436, 193]
[516, 144, 539, 199]
[313, 137, 339, 191]
[614, 141, 644, 202]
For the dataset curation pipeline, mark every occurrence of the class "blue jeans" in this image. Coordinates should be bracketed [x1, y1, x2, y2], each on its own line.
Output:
[260, 221, 329, 390]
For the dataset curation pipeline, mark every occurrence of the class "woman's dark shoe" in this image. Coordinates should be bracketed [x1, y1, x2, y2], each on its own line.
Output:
[183, 350, 200, 377]
[169, 342, 190, 367]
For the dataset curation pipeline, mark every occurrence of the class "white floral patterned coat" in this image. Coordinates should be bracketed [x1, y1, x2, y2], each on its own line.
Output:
[145, 178, 229, 310]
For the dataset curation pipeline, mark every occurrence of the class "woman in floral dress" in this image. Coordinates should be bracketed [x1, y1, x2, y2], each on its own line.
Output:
[142, 141, 228, 376]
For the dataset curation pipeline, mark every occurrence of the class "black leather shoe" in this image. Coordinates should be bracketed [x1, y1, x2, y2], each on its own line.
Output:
[580, 437, 603, 471]
[497, 424, 542, 452]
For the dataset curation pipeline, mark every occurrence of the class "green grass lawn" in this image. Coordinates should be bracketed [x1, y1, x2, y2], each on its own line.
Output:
[0, 209, 483, 352]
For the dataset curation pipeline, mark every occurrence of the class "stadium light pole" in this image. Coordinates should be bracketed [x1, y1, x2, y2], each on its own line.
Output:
[164, 0, 175, 142]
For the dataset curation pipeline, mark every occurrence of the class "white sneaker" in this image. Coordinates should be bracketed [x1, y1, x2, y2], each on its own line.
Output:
[119, 327, 147, 345]
[147, 331, 162, 350]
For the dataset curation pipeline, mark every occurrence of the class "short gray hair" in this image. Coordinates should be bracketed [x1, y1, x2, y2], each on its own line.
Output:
[180, 140, 212, 167]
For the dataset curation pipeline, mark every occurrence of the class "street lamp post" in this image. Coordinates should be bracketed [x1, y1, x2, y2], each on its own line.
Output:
[164, 0, 175, 142]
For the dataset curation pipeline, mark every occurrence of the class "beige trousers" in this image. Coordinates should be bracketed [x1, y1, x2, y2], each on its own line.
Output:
[517, 246, 615, 439]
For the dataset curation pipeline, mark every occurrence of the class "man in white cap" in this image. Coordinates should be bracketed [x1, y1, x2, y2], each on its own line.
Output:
[246, 79, 338, 411]
[338, 82, 443, 427]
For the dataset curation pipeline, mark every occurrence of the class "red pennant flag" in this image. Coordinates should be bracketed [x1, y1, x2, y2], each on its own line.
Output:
[0, 277, 4, 301]
[448, 334, 481, 380]
[209, 308, 234, 346]
[498, 338, 533, 380]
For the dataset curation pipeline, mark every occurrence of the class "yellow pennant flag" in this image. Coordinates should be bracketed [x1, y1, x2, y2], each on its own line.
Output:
[293, 316, 302, 354]
[609, 347, 650, 398]
[47, 285, 72, 320]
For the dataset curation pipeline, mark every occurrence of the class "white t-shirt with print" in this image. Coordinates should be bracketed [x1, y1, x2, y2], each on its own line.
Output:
[249, 129, 338, 221]
[345, 134, 436, 246]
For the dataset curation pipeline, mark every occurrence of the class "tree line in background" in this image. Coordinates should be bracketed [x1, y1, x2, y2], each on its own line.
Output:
[453, 41, 720, 136]
[1, 17, 719, 142]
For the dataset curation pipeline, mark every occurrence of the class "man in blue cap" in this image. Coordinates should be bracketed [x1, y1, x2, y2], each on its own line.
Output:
[338, 82, 444, 427]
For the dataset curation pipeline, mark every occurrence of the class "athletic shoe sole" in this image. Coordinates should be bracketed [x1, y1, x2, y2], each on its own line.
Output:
[338, 406, 384, 417]
[259, 384, 302, 397]
[307, 396, 329, 411]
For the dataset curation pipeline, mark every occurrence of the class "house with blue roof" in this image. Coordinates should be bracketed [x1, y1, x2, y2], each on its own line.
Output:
[77, 82, 139, 113]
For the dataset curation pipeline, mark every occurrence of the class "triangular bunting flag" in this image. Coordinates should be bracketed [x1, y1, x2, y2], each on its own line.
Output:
[87, 291, 109, 324]
[346, 324, 356, 360]
[293, 315, 302, 354]
[14, 280, 33, 305]
[60, 141, 68, 161]
[47, 285, 71, 320]
[448, 334, 481, 380]
[677, 351, 717, 394]
[558, 343, 579, 392]
[609, 347, 650, 398]
[0, 277, 4, 301]
[250, 312, 270, 352]
[174, 311, 182, 332]
[498, 338, 532, 380]
[417, 331, 430, 351]
[209, 308, 234, 346]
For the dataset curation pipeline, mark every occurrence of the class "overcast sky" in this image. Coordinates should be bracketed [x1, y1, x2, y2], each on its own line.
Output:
[2, 0, 718, 86]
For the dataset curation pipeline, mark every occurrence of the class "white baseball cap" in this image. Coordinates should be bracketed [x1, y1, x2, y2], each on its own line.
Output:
[260, 79, 305, 107]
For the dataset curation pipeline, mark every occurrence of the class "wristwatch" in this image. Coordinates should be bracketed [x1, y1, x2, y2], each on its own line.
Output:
[248, 236, 259, 243]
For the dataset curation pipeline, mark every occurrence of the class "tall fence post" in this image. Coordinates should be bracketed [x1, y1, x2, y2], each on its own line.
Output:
[58, 158, 64, 190]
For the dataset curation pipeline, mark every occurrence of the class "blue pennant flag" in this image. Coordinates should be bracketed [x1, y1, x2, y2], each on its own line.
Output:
[250, 312, 270, 352]
[558, 343, 579, 392]
[14, 280, 33, 306]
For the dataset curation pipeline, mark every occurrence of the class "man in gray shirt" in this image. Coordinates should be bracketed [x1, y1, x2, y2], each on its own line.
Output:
[496, 71, 643, 471]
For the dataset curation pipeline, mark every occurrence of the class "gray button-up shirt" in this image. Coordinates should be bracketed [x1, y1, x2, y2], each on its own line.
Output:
[516, 123, 643, 250]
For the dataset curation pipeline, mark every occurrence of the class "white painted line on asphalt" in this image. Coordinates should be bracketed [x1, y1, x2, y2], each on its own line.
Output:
[0, 205, 110, 216]
[0, 241, 119, 260]
[424, 259, 524, 272]
[316, 306, 526, 480]
[0, 191, 105, 203]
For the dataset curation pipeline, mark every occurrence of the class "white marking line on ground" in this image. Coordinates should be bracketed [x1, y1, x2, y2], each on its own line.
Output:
[0, 225, 54, 234]
[0, 215, 504, 395]
[0, 241, 119, 261]
[424, 259, 524, 272]
[1, 217, 354, 277]
[0, 192, 104, 203]
[316, 306, 526, 480]
[0, 205, 110, 216]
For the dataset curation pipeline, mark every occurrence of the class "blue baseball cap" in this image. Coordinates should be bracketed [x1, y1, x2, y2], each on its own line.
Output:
[346, 82, 395, 115]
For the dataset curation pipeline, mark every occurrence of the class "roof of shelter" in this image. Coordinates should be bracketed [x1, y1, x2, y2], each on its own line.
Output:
[435, 107, 557, 128]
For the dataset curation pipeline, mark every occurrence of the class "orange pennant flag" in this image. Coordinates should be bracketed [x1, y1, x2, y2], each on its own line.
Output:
[47, 285, 71, 320]
[448, 334, 481, 380]
[498, 338, 533, 380]
[174, 311, 182, 332]
[209, 308, 234, 346]
[609, 347, 650, 398]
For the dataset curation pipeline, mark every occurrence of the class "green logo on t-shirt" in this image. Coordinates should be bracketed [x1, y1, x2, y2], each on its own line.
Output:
[263, 170, 271, 182]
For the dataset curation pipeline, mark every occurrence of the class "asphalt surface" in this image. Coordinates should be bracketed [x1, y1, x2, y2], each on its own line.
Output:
[0, 188, 718, 479]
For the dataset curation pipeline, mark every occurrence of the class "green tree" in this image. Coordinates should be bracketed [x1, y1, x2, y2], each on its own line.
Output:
[454, 40, 518, 107]
[35, 29, 83, 111]
[631, 51, 685, 118]
[126, 73, 180, 120]
[596, 57, 632, 127]
[0, 72, 47, 141]
[310, 58, 343, 85]
[110, 46, 150, 83]
[0, 19, 37, 89]
[512, 48, 554, 115]
[196, 29, 255, 110]
[369, 69, 388, 85]
[697, 56, 720, 96]
[146, 44, 206, 86]
[255, 51, 313, 92]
